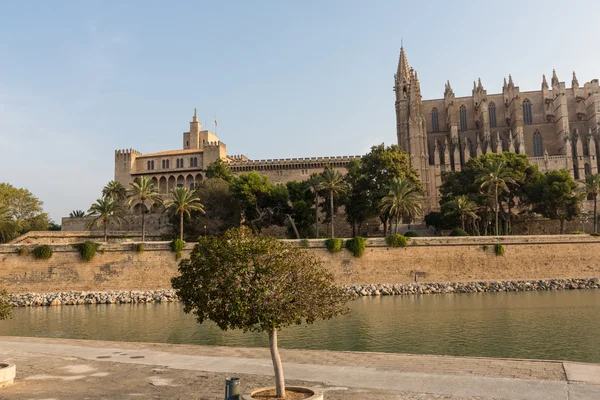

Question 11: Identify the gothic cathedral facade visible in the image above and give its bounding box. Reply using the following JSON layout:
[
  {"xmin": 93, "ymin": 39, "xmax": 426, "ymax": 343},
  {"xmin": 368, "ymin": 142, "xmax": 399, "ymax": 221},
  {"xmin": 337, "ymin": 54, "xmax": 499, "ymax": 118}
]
[{"xmin": 394, "ymin": 46, "xmax": 600, "ymax": 212}]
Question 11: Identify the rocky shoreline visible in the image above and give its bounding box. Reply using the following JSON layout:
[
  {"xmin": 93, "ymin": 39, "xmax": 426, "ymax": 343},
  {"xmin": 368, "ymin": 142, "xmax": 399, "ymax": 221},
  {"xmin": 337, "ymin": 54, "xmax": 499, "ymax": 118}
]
[{"xmin": 7, "ymin": 278, "xmax": 599, "ymax": 306}]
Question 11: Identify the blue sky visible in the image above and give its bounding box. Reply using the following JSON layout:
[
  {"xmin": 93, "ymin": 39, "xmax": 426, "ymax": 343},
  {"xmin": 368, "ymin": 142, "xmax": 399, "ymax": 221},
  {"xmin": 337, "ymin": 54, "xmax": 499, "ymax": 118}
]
[{"xmin": 1, "ymin": 1, "xmax": 599, "ymax": 222}]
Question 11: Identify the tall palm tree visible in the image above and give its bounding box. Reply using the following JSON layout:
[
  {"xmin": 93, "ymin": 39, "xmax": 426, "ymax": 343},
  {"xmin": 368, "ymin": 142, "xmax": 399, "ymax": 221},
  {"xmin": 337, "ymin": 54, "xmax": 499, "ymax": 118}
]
[
  {"xmin": 315, "ymin": 168, "xmax": 348, "ymax": 238},
  {"xmin": 163, "ymin": 187, "xmax": 205, "ymax": 240},
  {"xmin": 446, "ymin": 195, "xmax": 480, "ymax": 231},
  {"xmin": 87, "ymin": 197, "xmax": 126, "ymax": 242},
  {"xmin": 0, "ymin": 206, "xmax": 17, "ymax": 243},
  {"xmin": 69, "ymin": 210, "xmax": 86, "ymax": 218},
  {"xmin": 585, "ymin": 173, "xmax": 600, "ymax": 233},
  {"xmin": 476, "ymin": 160, "xmax": 516, "ymax": 236},
  {"xmin": 102, "ymin": 181, "xmax": 127, "ymax": 203},
  {"xmin": 379, "ymin": 178, "xmax": 422, "ymax": 234},
  {"xmin": 127, "ymin": 177, "xmax": 162, "ymax": 242},
  {"xmin": 306, "ymin": 175, "xmax": 321, "ymax": 238}
]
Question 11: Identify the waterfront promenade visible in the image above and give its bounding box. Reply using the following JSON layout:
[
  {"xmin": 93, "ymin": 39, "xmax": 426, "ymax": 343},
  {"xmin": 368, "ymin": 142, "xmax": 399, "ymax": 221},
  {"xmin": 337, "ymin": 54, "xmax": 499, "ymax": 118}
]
[{"xmin": 0, "ymin": 337, "xmax": 599, "ymax": 399}]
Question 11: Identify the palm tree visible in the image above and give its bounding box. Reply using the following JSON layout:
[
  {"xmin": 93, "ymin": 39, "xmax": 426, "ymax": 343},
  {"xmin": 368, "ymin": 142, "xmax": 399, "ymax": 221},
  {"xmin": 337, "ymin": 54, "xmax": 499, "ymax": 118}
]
[
  {"xmin": 315, "ymin": 168, "xmax": 348, "ymax": 238},
  {"xmin": 585, "ymin": 173, "xmax": 600, "ymax": 233},
  {"xmin": 87, "ymin": 197, "xmax": 126, "ymax": 242},
  {"xmin": 379, "ymin": 178, "xmax": 422, "ymax": 234},
  {"xmin": 477, "ymin": 160, "xmax": 516, "ymax": 236},
  {"xmin": 0, "ymin": 206, "xmax": 17, "ymax": 243},
  {"xmin": 127, "ymin": 177, "xmax": 162, "ymax": 242},
  {"xmin": 163, "ymin": 187, "xmax": 205, "ymax": 240},
  {"xmin": 102, "ymin": 181, "xmax": 127, "ymax": 203},
  {"xmin": 446, "ymin": 195, "xmax": 480, "ymax": 232},
  {"xmin": 69, "ymin": 210, "xmax": 86, "ymax": 218}
]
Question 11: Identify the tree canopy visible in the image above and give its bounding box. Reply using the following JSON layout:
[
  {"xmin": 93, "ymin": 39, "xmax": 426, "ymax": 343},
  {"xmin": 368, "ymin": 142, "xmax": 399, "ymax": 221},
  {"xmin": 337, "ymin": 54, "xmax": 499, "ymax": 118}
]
[
  {"xmin": 205, "ymin": 158, "xmax": 234, "ymax": 182},
  {"xmin": 0, "ymin": 182, "xmax": 51, "ymax": 242}
]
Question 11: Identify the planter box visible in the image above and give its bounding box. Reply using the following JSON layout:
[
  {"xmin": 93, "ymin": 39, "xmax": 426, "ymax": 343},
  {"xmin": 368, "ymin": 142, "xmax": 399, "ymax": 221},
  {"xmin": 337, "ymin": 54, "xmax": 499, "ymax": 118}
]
[
  {"xmin": 0, "ymin": 363, "xmax": 15, "ymax": 388},
  {"xmin": 242, "ymin": 386, "xmax": 323, "ymax": 400}
]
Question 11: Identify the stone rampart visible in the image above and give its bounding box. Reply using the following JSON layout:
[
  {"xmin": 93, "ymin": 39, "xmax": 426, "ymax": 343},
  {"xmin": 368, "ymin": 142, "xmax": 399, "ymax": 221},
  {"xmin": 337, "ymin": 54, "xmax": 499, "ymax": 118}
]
[{"xmin": 2, "ymin": 236, "xmax": 600, "ymax": 293}]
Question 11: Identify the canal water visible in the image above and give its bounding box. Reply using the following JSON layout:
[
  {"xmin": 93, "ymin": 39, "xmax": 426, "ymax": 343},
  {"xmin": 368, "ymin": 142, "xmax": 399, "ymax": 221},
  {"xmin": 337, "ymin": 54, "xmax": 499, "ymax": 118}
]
[{"xmin": 1, "ymin": 290, "xmax": 599, "ymax": 363}]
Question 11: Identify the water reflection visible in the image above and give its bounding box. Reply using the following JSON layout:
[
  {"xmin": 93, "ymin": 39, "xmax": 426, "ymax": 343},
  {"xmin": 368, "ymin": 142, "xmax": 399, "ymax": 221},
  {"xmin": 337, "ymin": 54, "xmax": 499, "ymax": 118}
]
[{"xmin": 1, "ymin": 291, "xmax": 599, "ymax": 363}]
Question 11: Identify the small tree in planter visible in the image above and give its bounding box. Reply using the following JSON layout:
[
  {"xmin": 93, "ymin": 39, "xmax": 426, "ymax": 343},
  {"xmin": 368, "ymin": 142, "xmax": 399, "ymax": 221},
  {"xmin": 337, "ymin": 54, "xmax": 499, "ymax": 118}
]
[
  {"xmin": 0, "ymin": 290, "xmax": 11, "ymax": 321},
  {"xmin": 172, "ymin": 227, "xmax": 350, "ymax": 399}
]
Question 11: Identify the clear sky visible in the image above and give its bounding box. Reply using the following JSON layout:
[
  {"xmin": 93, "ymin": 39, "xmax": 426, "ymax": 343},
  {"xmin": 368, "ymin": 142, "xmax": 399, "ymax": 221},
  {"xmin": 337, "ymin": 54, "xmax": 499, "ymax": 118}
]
[{"xmin": 1, "ymin": 0, "xmax": 599, "ymax": 222}]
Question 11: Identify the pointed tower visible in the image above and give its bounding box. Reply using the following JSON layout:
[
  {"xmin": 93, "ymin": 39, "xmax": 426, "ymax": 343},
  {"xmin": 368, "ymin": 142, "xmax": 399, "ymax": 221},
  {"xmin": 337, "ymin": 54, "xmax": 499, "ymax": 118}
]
[
  {"xmin": 572, "ymin": 71, "xmax": 579, "ymax": 89},
  {"xmin": 394, "ymin": 46, "xmax": 432, "ymax": 208},
  {"xmin": 184, "ymin": 108, "xmax": 203, "ymax": 149}
]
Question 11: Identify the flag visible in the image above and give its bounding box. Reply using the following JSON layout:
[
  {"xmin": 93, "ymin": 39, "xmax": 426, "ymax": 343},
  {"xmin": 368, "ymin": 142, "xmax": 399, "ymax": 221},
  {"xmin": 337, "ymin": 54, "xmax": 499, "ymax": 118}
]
[{"xmin": 214, "ymin": 116, "xmax": 218, "ymax": 127}]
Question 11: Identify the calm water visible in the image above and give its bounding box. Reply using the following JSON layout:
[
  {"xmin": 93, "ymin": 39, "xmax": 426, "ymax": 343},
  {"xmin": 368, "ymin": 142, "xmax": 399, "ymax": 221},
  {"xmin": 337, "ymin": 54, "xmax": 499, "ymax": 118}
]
[{"xmin": 1, "ymin": 291, "xmax": 599, "ymax": 363}]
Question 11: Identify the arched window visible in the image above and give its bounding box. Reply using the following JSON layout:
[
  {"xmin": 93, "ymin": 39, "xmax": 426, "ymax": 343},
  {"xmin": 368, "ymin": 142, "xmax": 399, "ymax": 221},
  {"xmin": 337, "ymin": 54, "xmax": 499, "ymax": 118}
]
[
  {"xmin": 147, "ymin": 161, "xmax": 151, "ymax": 170},
  {"xmin": 522, "ymin": 99, "xmax": 533, "ymax": 125},
  {"xmin": 533, "ymin": 131, "xmax": 543, "ymax": 157},
  {"xmin": 431, "ymin": 108, "xmax": 439, "ymax": 132},
  {"xmin": 459, "ymin": 105, "xmax": 467, "ymax": 131},
  {"xmin": 166, "ymin": 159, "xmax": 169, "ymax": 169},
  {"xmin": 489, "ymin": 102, "xmax": 497, "ymax": 128},
  {"xmin": 583, "ymin": 136, "xmax": 590, "ymax": 156},
  {"xmin": 585, "ymin": 163, "xmax": 592, "ymax": 177}
]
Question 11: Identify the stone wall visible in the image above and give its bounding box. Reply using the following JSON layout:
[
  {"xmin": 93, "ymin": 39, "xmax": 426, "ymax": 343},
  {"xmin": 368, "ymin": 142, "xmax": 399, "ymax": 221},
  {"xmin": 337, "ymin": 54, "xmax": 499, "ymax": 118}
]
[
  {"xmin": 8, "ymin": 231, "xmax": 164, "ymax": 245},
  {"xmin": 2, "ymin": 236, "xmax": 600, "ymax": 293}
]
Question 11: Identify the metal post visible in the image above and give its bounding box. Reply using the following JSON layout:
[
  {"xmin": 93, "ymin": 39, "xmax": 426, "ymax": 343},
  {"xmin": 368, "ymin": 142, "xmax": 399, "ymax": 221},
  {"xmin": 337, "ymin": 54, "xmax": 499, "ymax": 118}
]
[{"xmin": 225, "ymin": 377, "xmax": 240, "ymax": 400}]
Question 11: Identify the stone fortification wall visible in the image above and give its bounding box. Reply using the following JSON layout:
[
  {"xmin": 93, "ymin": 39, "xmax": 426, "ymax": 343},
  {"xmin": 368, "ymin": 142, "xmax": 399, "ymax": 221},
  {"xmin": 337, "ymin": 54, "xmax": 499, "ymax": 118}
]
[
  {"xmin": 62, "ymin": 215, "xmax": 171, "ymax": 235},
  {"xmin": 2, "ymin": 236, "xmax": 600, "ymax": 293},
  {"xmin": 8, "ymin": 231, "xmax": 164, "ymax": 245}
]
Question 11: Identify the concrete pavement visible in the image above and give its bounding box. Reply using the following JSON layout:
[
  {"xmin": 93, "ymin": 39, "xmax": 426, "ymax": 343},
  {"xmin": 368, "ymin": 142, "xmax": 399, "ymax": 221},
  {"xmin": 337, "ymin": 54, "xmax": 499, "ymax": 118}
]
[{"xmin": 0, "ymin": 336, "xmax": 599, "ymax": 399}]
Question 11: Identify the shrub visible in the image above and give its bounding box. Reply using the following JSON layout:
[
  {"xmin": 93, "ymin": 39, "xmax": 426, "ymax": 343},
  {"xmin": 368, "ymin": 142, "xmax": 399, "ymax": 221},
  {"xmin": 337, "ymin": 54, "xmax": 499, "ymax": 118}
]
[
  {"xmin": 170, "ymin": 238, "xmax": 185, "ymax": 260},
  {"xmin": 591, "ymin": 232, "xmax": 600, "ymax": 237},
  {"xmin": 449, "ymin": 228, "xmax": 469, "ymax": 236},
  {"xmin": 17, "ymin": 246, "xmax": 29, "ymax": 256},
  {"xmin": 0, "ymin": 289, "xmax": 12, "ymax": 321},
  {"xmin": 494, "ymin": 243, "xmax": 505, "ymax": 256},
  {"xmin": 404, "ymin": 231, "xmax": 419, "ymax": 237},
  {"xmin": 482, "ymin": 244, "xmax": 489, "ymax": 251},
  {"xmin": 32, "ymin": 245, "xmax": 53, "ymax": 260},
  {"xmin": 299, "ymin": 238, "xmax": 309, "ymax": 248},
  {"xmin": 325, "ymin": 238, "xmax": 343, "ymax": 253},
  {"xmin": 570, "ymin": 230, "xmax": 586, "ymax": 235},
  {"xmin": 345, "ymin": 236, "xmax": 366, "ymax": 257},
  {"xmin": 133, "ymin": 243, "xmax": 144, "ymax": 254},
  {"xmin": 386, "ymin": 234, "xmax": 409, "ymax": 248},
  {"xmin": 75, "ymin": 241, "xmax": 100, "ymax": 262}
]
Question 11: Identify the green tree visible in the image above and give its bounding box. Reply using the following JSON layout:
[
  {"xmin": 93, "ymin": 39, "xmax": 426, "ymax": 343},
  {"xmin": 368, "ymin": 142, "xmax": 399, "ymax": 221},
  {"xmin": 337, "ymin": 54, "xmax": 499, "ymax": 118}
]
[
  {"xmin": 0, "ymin": 289, "xmax": 12, "ymax": 321},
  {"xmin": 171, "ymin": 228, "xmax": 350, "ymax": 398},
  {"xmin": 126, "ymin": 176, "xmax": 162, "ymax": 242},
  {"xmin": 0, "ymin": 182, "xmax": 50, "ymax": 235},
  {"xmin": 343, "ymin": 159, "xmax": 372, "ymax": 236},
  {"xmin": 230, "ymin": 171, "xmax": 274, "ymax": 233},
  {"xmin": 315, "ymin": 167, "xmax": 348, "ymax": 238},
  {"xmin": 379, "ymin": 178, "xmax": 422, "ymax": 234},
  {"xmin": 0, "ymin": 206, "xmax": 17, "ymax": 243},
  {"xmin": 585, "ymin": 173, "xmax": 600, "ymax": 233},
  {"xmin": 526, "ymin": 169, "xmax": 583, "ymax": 234},
  {"xmin": 476, "ymin": 160, "xmax": 516, "ymax": 236},
  {"xmin": 358, "ymin": 144, "xmax": 422, "ymax": 235},
  {"xmin": 163, "ymin": 187, "xmax": 205, "ymax": 240},
  {"xmin": 205, "ymin": 158, "xmax": 234, "ymax": 182},
  {"xmin": 87, "ymin": 197, "xmax": 126, "ymax": 242},
  {"xmin": 445, "ymin": 195, "xmax": 480, "ymax": 232},
  {"xmin": 102, "ymin": 180, "xmax": 127, "ymax": 202},
  {"xmin": 69, "ymin": 210, "xmax": 86, "ymax": 218}
]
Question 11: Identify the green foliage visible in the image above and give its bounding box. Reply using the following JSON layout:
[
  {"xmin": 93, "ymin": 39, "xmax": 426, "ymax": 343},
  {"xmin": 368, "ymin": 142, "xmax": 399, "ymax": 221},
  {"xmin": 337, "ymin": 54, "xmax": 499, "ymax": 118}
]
[
  {"xmin": 127, "ymin": 176, "xmax": 162, "ymax": 241},
  {"xmin": 424, "ymin": 211, "xmax": 455, "ymax": 231},
  {"xmin": 403, "ymin": 231, "xmax": 419, "ymax": 237},
  {"xmin": 133, "ymin": 243, "xmax": 144, "ymax": 253},
  {"xmin": 482, "ymin": 244, "xmax": 489, "ymax": 251},
  {"xmin": 17, "ymin": 246, "xmax": 28, "ymax": 256},
  {"xmin": 570, "ymin": 230, "xmax": 586, "ymax": 235},
  {"xmin": 591, "ymin": 232, "xmax": 600, "ymax": 237},
  {"xmin": 494, "ymin": 243, "xmax": 505, "ymax": 256},
  {"xmin": 449, "ymin": 228, "xmax": 469, "ymax": 236},
  {"xmin": 170, "ymin": 238, "xmax": 185, "ymax": 260},
  {"xmin": 345, "ymin": 236, "xmax": 366, "ymax": 257},
  {"xmin": 230, "ymin": 171, "xmax": 274, "ymax": 233},
  {"xmin": 32, "ymin": 245, "xmax": 53, "ymax": 260},
  {"xmin": 102, "ymin": 181, "xmax": 127, "ymax": 202},
  {"xmin": 386, "ymin": 234, "xmax": 409, "ymax": 247},
  {"xmin": 525, "ymin": 169, "xmax": 583, "ymax": 233},
  {"xmin": 0, "ymin": 289, "xmax": 12, "ymax": 321},
  {"xmin": 48, "ymin": 222, "xmax": 61, "ymax": 231},
  {"xmin": 76, "ymin": 241, "xmax": 100, "ymax": 261},
  {"xmin": 164, "ymin": 187, "xmax": 205, "ymax": 240},
  {"xmin": 205, "ymin": 158, "xmax": 234, "ymax": 182},
  {"xmin": 171, "ymin": 227, "xmax": 350, "ymax": 334},
  {"xmin": 299, "ymin": 238, "xmax": 309, "ymax": 248},
  {"xmin": 87, "ymin": 197, "xmax": 126, "ymax": 242},
  {"xmin": 69, "ymin": 210, "xmax": 85, "ymax": 218},
  {"xmin": 325, "ymin": 238, "xmax": 343, "ymax": 253},
  {"xmin": 379, "ymin": 178, "xmax": 422, "ymax": 233},
  {"xmin": 315, "ymin": 167, "xmax": 349, "ymax": 238},
  {"xmin": 0, "ymin": 182, "xmax": 51, "ymax": 240}
]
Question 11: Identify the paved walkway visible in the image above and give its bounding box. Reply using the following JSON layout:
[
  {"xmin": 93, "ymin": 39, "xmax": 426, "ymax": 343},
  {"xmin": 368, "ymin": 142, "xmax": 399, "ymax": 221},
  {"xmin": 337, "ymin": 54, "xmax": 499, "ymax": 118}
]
[{"xmin": 0, "ymin": 336, "xmax": 599, "ymax": 399}]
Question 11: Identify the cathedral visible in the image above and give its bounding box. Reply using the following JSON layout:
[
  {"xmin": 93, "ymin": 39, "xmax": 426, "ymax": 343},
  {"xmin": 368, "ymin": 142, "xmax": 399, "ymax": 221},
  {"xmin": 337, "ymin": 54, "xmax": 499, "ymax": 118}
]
[{"xmin": 394, "ymin": 46, "xmax": 600, "ymax": 212}]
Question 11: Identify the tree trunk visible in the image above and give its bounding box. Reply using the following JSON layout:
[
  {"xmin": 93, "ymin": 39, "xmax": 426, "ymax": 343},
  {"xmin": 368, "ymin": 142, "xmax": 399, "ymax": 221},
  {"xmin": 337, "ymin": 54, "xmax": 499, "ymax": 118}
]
[
  {"xmin": 352, "ymin": 223, "xmax": 356, "ymax": 237},
  {"xmin": 286, "ymin": 214, "xmax": 300, "ymax": 239},
  {"xmin": 180, "ymin": 211, "xmax": 184, "ymax": 241},
  {"xmin": 269, "ymin": 329, "xmax": 285, "ymax": 398},
  {"xmin": 461, "ymin": 215, "xmax": 465, "ymax": 231},
  {"xmin": 560, "ymin": 218, "xmax": 565, "ymax": 234},
  {"xmin": 329, "ymin": 190, "xmax": 335, "ymax": 238},
  {"xmin": 395, "ymin": 215, "xmax": 399, "ymax": 234},
  {"xmin": 103, "ymin": 220, "xmax": 108, "ymax": 243},
  {"xmin": 314, "ymin": 195, "xmax": 319, "ymax": 238},
  {"xmin": 494, "ymin": 185, "xmax": 499, "ymax": 236},
  {"xmin": 594, "ymin": 195, "xmax": 598, "ymax": 233},
  {"xmin": 141, "ymin": 201, "xmax": 146, "ymax": 242}
]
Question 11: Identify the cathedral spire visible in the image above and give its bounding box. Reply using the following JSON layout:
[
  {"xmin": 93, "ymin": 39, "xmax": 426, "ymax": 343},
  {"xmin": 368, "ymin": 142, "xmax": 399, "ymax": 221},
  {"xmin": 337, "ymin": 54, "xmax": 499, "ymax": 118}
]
[
  {"xmin": 478, "ymin": 78, "xmax": 483, "ymax": 91},
  {"xmin": 572, "ymin": 71, "xmax": 579, "ymax": 88},
  {"xmin": 542, "ymin": 74, "xmax": 549, "ymax": 89},
  {"xmin": 508, "ymin": 74, "xmax": 514, "ymax": 87},
  {"xmin": 397, "ymin": 45, "xmax": 410, "ymax": 83},
  {"xmin": 552, "ymin": 69, "xmax": 559, "ymax": 86}
]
